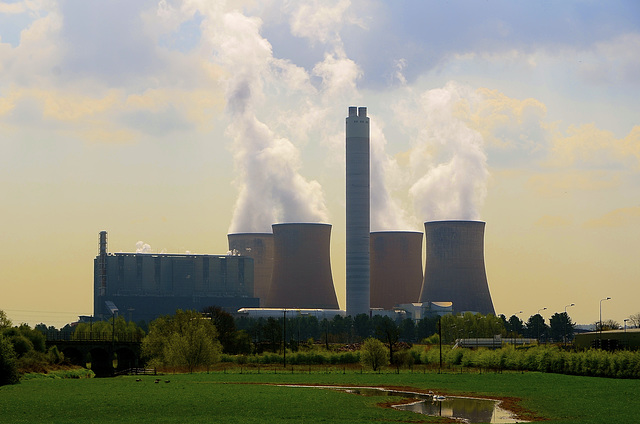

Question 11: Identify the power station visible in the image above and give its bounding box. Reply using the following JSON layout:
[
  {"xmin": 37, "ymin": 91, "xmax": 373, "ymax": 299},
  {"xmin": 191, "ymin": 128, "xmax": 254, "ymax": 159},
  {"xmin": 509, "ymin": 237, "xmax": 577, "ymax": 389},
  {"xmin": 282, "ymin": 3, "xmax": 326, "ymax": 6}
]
[
  {"xmin": 346, "ymin": 106, "xmax": 371, "ymax": 317},
  {"xmin": 93, "ymin": 107, "xmax": 497, "ymax": 322}
]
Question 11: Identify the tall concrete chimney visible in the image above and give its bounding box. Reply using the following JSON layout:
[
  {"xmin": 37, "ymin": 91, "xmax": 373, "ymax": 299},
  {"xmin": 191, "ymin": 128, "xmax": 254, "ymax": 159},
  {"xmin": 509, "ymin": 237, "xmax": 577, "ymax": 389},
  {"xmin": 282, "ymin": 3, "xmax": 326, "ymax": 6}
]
[
  {"xmin": 227, "ymin": 233, "xmax": 274, "ymax": 307},
  {"xmin": 419, "ymin": 220, "xmax": 495, "ymax": 315},
  {"xmin": 370, "ymin": 231, "xmax": 423, "ymax": 310},
  {"xmin": 346, "ymin": 106, "xmax": 370, "ymax": 316},
  {"xmin": 98, "ymin": 231, "xmax": 108, "ymax": 296},
  {"xmin": 266, "ymin": 223, "xmax": 339, "ymax": 309}
]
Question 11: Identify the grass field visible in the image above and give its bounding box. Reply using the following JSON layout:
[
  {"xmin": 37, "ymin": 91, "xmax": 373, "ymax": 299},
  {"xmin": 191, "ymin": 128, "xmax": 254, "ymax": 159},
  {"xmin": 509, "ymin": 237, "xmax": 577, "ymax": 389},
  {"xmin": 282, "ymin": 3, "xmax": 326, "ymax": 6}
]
[{"xmin": 1, "ymin": 368, "xmax": 638, "ymax": 423}]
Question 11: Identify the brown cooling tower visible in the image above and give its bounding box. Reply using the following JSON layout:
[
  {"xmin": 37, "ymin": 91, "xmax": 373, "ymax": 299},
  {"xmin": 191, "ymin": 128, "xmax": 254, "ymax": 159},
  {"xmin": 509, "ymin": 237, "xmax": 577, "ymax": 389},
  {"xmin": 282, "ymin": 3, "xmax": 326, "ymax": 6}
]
[
  {"xmin": 227, "ymin": 233, "xmax": 274, "ymax": 307},
  {"xmin": 266, "ymin": 223, "xmax": 339, "ymax": 309},
  {"xmin": 370, "ymin": 231, "xmax": 423, "ymax": 309},
  {"xmin": 419, "ymin": 220, "xmax": 495, "ymax": 315}
]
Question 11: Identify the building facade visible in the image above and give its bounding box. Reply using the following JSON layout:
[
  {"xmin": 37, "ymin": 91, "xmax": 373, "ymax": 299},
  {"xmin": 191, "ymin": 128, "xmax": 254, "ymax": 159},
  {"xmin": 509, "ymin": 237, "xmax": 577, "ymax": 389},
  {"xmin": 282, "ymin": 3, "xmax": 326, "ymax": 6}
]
[{"xmin": 93, "ymin": 232, "xmax": 258, "ymax": 323}]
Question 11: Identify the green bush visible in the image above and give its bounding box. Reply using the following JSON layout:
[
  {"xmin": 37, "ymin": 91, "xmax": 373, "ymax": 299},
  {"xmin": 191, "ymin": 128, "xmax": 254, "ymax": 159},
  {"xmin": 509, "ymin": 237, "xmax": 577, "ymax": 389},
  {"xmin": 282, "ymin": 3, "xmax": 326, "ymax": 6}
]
[
  {"xmin": 359, "ymin": 337, "xmax": 389, "ymax": 371},
  {"xmin": 10, "ymin": 335, "xmax": 34, "ymax": 357},
  {"xmin": 21, "ymin": 368, "xmax": 95, "ymax": 380},
  {"xmin": 0, "ymin": 334, "xmax": 19, "ymax": 386},
  {"xmin": 17, "ymin": 351, "xmax": 49, "ymax": 374},
  {"xmin": 439, "ymin": 346, "xmax": 640, "ymax": 379},
  {"xmin": 393, "ymin": 350, "xmax": 414, "ymax": 369},
  {"xmin": 47, "ymin": 346, "xmax": 64, "ymax": 365}
]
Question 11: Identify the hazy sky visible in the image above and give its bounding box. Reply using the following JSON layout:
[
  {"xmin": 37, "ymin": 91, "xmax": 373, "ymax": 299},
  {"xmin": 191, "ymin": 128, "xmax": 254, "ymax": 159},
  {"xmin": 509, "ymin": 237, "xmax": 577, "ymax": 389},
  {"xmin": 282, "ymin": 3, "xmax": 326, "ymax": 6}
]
[{"xmin": 2, "ymin": 0, "xmax": 639, "ymax": 328}]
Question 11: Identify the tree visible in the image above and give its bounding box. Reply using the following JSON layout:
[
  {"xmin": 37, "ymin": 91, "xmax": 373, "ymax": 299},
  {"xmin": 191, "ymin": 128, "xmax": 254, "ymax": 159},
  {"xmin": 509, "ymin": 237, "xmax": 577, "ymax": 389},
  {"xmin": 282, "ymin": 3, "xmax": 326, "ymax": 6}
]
[
  {"xmin": 73, "ymin": 316, "xmax": 144, "ymax": 341},
  {"xmin": 507, "ymin": 315, "xmax": 524, "ymax": 337},
  {"xmin": 142, "ymin": 310, "xmax": 221, "ymax": 373},
  {"xmin": 525, "ymin": 314, "xmax": 548, "ymax": 342},
  {"xmin": 373, "ymin": 316, "xmax": 400, "ymax": 364},
  {"xmin": 549, "ymin": 312, "xmax": 575, "ymax": 343},
  {"xmin": 595, "ymin": 319, "xmax": 621, "ymax": 331},
  {"xmin": 0, "ymin": 310, "xmax": 12, "ymax": 330},
  {"xmin": 202, "ymin": 306, "xmax": 237, "ymax": 354},
  {"xmin": 438, "ymin": 312, "xmax": 506, "ymax": 343},
  {"xmin": 626, "ymin": 313, "xmax": 640, "ymax": 328},
  {"xmin": 416, "ymin": 316, "xmax": 438, "ymax": 341},
  {"xmin": 399, "ymin": 318, "xmax": 416, "ymax": 343},
  {"xmin": 0, "ymin": 334, "xmax": 19, "ymax": 386},
  {"xmin": 263, "ymin": 317, "xmax": 282, "ymax": 353},
  {"xmin": 353, "ymin": 313, "xmax": 372, "ymax": 340},
  {"xmin": 359, "ymin": 337, "xmax": 389, "ymax": 371}
]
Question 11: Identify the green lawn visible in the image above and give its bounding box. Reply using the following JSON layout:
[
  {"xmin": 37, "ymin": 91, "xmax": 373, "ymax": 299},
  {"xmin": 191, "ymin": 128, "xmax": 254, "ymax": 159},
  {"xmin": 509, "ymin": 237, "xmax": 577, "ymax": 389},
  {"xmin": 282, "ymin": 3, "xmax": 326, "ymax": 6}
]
[{"xmin": 1, "ymin": 370, "xmax": 638, "ymax": 423}]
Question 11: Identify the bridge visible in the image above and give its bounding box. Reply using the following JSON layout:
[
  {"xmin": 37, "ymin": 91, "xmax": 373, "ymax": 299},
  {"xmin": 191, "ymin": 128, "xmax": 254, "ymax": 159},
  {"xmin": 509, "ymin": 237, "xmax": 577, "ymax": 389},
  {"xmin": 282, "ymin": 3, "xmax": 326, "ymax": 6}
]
[{"xmin": 45, "ymin": 332, "xmax": 144, "ymax": 377}]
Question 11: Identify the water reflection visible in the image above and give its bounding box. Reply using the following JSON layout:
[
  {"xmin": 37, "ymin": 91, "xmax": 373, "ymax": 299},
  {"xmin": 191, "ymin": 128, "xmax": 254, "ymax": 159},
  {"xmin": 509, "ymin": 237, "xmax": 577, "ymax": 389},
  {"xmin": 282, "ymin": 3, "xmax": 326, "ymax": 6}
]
[
  {"xmin": 395, "ymin": 395, "xmax": 522, "ymax": 423},
  {"xmin": 337, "ymin": 387, "xmax": 525, "ymax": 423}
]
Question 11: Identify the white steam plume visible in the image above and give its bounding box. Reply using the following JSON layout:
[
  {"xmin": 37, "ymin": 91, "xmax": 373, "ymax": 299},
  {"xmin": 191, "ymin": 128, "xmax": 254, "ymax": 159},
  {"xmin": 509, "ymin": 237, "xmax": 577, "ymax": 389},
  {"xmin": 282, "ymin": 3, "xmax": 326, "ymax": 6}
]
[
  {"xmin": 195, "ymin": 5, "xmax": 329, "ymax": 233},
  {"xmin": 405, "ymin": 82, "xmax": 489, "ymax": 221},
  {"xmin": 135, "ymin": 241, "xmax": 152, "ymax": 254},
  {"xmin": 370, "ymin": 119, "xmax": 413, "ymax": 231}
]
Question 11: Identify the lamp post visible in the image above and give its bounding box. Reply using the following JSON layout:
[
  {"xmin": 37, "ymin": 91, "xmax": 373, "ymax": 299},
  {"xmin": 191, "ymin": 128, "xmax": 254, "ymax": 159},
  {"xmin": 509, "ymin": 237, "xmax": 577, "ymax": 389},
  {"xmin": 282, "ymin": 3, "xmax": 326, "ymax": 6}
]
[
  {"xmin": 282, "ymin": 309, "xmax": 286, "ymax": 367},
  {"xmin": 438, "ymin": 316, "xmax": 442, "ymax": 374},
  {"xmin": 599, "ymin": 297, "xmax": 611, "ymax": 346},
  {"xmin": 512, "ymin": 311, "xmax": 523, "ymax": 346},
  {"xmin": 564, "ymin": 303, "xmax": 575, "ymax": 346},
  {"xmin": 624, "ymin": 319, "xmax": 629, "ymax": 350},
  {"xmin": 537, "ymin": 307, "xmax": 547, "ymax": 343}
]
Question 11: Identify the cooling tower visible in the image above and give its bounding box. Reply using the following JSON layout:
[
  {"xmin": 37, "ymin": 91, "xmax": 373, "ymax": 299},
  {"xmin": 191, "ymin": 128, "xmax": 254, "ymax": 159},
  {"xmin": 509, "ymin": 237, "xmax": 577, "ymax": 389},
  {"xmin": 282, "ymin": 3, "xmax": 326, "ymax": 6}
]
[
  {"xmin": 227, "ymin": 233, "xmax": 274, "ymax": 307},
  {"xmin": 346, "ymin": 106, "xmax": 370, "ymax": 317},
  {"xmin": 370, "ymin": 231, "xmax": 423, "ymax": 310},
  {"xmin": 419, "ymin": 220, "xmax": 495, "ymax": 315},
  {"xmin": 266, "ymin": 223, "xmax": 339, "ymax": 309}
]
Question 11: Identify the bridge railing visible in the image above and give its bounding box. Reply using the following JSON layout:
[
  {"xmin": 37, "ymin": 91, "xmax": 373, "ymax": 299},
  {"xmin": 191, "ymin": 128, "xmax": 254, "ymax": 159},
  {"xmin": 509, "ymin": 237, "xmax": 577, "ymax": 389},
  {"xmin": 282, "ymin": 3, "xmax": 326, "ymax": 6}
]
[{"xmin": 45, "ymin": 331, "xmax": 144, "ymax": 343}]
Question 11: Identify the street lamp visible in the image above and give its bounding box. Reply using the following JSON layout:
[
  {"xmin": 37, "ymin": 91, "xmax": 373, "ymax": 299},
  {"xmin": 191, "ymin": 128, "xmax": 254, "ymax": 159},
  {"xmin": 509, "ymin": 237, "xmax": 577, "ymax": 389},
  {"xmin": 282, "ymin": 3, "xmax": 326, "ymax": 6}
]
[
  {"xmin": 537, "ymin": 307, "xmax": 547, "ymax": 343},
  {"xmin": 624, "ymin": 319, "xmax": 629, "ymax": 350},
  {"xmin": 511, "ymin": 311, "xmax": 523, "ymax": 346},
  {"xmin": 599, "ymin": 297, "xmax": 611, "ymax": 345},
  {"xmin": 564, "ymin": 303, "xmax": 575, "ymax": 346}
]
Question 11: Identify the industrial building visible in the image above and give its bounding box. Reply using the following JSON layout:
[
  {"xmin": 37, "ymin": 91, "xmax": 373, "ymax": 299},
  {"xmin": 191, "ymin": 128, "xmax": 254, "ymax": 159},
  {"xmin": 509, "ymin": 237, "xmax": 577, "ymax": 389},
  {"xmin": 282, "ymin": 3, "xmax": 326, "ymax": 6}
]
[
  {"xmin": 94, "ymin": 231, "xmax": 258, "ymax": 323},
  {"xmin": 227, "ymin": 233, "xmax": 274, "ymax": 307},
  {"xmin": 419, "ymin": 220, "xmax": 495, "ymax": 315}
]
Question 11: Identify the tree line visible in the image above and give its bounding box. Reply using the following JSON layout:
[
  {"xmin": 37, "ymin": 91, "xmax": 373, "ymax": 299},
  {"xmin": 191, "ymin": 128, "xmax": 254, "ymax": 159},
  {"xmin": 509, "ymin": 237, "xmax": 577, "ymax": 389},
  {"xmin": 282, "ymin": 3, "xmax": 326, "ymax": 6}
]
[{"xmin": 2, "ymin": 307, "xmax": 639, "ymax": 385}]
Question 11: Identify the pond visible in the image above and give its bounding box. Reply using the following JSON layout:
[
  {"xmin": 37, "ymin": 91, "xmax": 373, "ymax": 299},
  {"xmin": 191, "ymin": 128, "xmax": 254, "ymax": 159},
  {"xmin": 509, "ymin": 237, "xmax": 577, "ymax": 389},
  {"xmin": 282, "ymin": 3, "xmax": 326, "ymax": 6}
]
[{"xmin": 280, "ymin": 385, "xmax": 526, "ymax": 423}]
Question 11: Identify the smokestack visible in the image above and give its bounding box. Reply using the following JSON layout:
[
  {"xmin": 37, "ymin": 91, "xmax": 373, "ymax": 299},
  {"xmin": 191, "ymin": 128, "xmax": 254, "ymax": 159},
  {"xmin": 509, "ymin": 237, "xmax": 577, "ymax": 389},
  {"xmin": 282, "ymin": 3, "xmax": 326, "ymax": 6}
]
[
  {"xmin": 227, "ymin": 233, "xmax": 274, "ymax": 307},
  {"xmin": 98, "ymin": 231, "xmax": 108, "ymax": 296},
  {"xmin": 346, "ymin": 106, "xmax": 370, "ymax": 316},
  {"xmin": 419, "ymin": 220, "xmax": 495, "ymax": 315},
  {"xmin": 370, "ymin": 231, "xmax": 423, "ymax": 310},
  {"xmin": 266, "ymin": 223, "xmax": 339, "ymax": 309}
]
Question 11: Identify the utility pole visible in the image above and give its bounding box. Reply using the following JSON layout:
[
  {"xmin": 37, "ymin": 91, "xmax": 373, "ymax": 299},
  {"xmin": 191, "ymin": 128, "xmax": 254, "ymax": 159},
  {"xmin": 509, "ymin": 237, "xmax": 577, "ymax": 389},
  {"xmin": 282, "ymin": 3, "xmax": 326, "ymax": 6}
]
[
  {"xmin": 438, "ymin": 317, "xmax": 442, "ymax": 373},
  {"xmin": 283, "ymin": 309, "xmax": 286, "ymax": 367}
]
